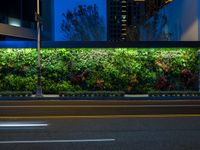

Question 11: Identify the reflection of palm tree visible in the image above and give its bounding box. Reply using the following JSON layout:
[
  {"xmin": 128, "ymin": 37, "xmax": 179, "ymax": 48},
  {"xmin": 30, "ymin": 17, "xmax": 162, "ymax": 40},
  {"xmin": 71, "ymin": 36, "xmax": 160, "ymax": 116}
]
[
  {"xmin": 126, "ymin": 26, "xmax": 139, "ymax": 41},
  {"xmin": 159, "ymin": 15, "xmax": 173, "ymax": 41},
  {"xmin": 61, "ymin": 4, "xmax": 106, "ymax": 41}
]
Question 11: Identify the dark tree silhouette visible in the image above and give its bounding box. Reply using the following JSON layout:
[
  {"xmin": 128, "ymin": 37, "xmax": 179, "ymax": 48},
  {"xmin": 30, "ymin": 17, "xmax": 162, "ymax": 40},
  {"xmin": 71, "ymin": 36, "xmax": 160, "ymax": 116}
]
[{"xmin": 61, "ymin": 4, "xmax": 106, "ymax": 41}]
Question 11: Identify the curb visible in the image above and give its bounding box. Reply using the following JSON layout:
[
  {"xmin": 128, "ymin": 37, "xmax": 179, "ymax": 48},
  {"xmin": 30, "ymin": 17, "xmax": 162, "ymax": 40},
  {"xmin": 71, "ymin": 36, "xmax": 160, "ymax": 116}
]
[{"xmin": 0, "ymin": 96, "xmax": 200, "ymax": 101}]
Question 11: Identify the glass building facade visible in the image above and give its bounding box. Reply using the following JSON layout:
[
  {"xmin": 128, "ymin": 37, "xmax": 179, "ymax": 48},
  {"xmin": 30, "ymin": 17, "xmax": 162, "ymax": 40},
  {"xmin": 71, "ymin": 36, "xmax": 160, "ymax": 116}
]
[
  {"xmin": 0, "ymin": 0, "xmax": 36, "ymax": 28},
  {"xmin": 0, "ymin": 0, "xmax": 199, "ymax": 41}
]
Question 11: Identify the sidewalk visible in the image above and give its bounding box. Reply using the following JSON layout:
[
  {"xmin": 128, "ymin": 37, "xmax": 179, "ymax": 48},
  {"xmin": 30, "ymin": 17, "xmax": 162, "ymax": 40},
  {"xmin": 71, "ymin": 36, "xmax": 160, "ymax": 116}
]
[{"xmin": 0, "ymin": 94, "xmax": 199, "ymax": 101}]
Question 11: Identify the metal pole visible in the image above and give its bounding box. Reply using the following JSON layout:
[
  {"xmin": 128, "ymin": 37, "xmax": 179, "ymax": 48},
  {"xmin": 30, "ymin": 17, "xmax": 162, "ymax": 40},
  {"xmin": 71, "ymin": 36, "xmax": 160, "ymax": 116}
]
[{"xmin": 36, "ymin": 0, "xmax": 43, "ymax": 97}]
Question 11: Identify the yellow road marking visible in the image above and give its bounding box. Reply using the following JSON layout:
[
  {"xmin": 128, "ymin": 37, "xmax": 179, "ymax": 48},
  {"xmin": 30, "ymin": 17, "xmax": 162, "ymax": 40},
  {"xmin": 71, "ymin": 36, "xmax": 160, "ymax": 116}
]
[
  {"xmin": 0, "ymin": 105, "xmax": 200, "ymax": 108},
  {"xmin": 0, "ymin": 114, "xmax": 200, "ymax": 119}
]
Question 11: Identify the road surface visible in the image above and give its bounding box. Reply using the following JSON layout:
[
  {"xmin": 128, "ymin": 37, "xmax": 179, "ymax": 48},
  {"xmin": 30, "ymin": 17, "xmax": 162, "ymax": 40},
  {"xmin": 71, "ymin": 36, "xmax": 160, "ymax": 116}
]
[{"xmin": 0, "ymin": 100, "xmax": 200, "ymax": 150}]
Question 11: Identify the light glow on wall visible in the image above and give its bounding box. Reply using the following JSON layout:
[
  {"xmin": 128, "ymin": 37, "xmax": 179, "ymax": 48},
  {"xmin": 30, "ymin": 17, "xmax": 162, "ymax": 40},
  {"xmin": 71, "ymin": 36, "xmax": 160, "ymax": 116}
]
[{"xmin": 8, "ymin": 18, "xmax": 21, "ymax": 27}]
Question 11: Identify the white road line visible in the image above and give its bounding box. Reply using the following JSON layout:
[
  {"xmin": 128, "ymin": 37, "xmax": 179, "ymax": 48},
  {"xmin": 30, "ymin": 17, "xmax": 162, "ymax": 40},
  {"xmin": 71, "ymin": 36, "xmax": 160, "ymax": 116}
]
[
  {"xmin": 0, "ymin": 139, "xmax": 116, "ymax": 144},
  {"xmin": 0, "ymin": 123, "xmax": 48, "ymax": 127}
]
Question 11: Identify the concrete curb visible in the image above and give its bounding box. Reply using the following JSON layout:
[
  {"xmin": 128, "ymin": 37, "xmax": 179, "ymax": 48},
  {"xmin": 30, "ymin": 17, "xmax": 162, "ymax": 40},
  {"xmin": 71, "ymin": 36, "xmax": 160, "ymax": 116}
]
[{"xmin": 0, "ymin": 96, "xmax": 200, "ymax": 101}]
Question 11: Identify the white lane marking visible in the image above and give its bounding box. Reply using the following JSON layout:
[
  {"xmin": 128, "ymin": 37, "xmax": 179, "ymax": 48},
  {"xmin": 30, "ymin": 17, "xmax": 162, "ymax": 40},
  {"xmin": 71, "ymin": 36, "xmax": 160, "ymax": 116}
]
[
  {"xmin": 0, "ymin": 139, "xmax": 116, "ymax": 144},
  {"xmin": 0, "ymin": 123, "xmax": 48, "ymax": 127}
]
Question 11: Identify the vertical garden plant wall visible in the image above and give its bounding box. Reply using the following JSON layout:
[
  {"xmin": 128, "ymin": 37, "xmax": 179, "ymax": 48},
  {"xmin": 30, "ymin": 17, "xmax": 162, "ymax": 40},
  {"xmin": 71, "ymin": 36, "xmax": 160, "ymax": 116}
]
[{"xmin": 0, "ymin": 48, "xmax": 198, "ymax": 94}]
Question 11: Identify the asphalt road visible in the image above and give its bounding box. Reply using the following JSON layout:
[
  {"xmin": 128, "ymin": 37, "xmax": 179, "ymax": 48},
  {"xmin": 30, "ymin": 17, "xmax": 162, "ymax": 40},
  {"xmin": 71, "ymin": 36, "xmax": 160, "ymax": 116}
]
[
  {"xmin": 0, "ymin": 117, "xmax": 200, "ymax": 150},
  {"xmin": 0, "ymin": 100, "xmax": 200, "ymax": 150},
  {"xmin": 0, "ymin": 100, "xmax": 200, "ymax": 116}
]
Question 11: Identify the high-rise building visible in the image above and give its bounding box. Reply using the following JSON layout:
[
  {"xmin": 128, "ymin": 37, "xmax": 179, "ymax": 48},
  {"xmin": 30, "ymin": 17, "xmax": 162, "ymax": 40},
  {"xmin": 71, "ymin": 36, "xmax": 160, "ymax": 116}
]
[
  {"xmin": 107, "ymin": 0, "xmax": 145, "ymax": 41},
  {"xmin": 107, "ymin": 0, "xmax": 125, "ymax": 41},
  {"xmin": 0, "ymin": 0, "xmax": 173, "ymax": 42},
  {"xmin": 127, "ymin": 0, "xmax": 145, "ymax": 26},
  {"xmin": 126, "ymin": 0, "xmax": 145, "ymax": 40},
  {"xmin": 107, "ymin": 0, "xmax": 173, "ymax": 41}
]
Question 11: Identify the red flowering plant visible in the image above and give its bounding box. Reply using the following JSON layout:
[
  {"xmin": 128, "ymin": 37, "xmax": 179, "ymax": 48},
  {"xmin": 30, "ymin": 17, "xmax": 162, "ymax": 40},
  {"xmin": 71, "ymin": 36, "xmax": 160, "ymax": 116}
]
[
  {"xmin": 155, "ymin": 76, "xmax": 170, "ymax": 91},
  {"xmin": 181, "ymin": 69, "xmax": 197, "ymax": 89}
]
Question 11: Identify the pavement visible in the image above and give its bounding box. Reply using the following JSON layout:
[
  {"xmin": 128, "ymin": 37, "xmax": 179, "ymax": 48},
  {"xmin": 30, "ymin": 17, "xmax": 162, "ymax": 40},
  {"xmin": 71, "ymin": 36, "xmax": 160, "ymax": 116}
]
[{"xmin": 1, "ymin": 94, "xmax": 200, "ymax": 100}]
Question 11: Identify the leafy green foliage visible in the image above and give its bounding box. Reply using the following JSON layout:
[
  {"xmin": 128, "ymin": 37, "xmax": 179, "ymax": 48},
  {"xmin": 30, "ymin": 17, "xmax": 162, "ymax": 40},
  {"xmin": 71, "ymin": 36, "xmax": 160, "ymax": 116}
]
[{"xmin": 0, "ymin": 48, "xmax": 198, "ymax": 94}]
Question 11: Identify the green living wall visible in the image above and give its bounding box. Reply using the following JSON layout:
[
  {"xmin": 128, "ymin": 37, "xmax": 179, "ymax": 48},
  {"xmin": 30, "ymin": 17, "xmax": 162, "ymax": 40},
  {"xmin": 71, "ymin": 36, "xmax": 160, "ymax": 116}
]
[{"xmin": 0, "ymin": 48, "xmax": 198, "ymax": 94}]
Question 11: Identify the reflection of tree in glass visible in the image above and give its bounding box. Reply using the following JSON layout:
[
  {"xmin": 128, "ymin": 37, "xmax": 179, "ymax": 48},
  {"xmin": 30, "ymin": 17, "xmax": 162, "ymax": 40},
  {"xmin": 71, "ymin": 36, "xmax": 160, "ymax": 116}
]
[
  {"xmin": 61, "ymin": 4, "xmax": 105, "ymax": 41},
  {"xmin": 126, "ymin": 26, "xmax": 139, "ymax": 41},
  {"xmin": 143, "ymin": 13, "xmax": 173, "ymax": 41}
]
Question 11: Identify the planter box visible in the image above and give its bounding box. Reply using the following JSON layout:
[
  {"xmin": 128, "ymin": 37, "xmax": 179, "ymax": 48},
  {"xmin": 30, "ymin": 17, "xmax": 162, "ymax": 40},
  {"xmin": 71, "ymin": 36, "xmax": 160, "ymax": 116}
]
[
  {"xmin": 59, "ymin": 91, "xmax": 125, "ymax": 97},
  {"xmin": 0, "ymin": 91, "xmax": 32, "ymax": 97},
  {"xmin": 148, "ymin": 91, "xmax": 200, "ymax": 97}
]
